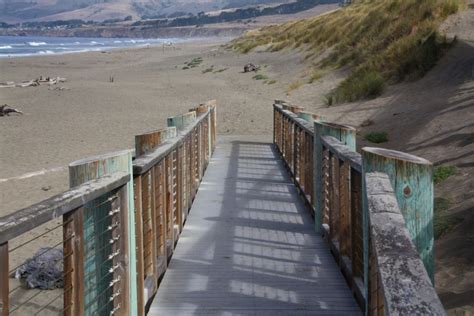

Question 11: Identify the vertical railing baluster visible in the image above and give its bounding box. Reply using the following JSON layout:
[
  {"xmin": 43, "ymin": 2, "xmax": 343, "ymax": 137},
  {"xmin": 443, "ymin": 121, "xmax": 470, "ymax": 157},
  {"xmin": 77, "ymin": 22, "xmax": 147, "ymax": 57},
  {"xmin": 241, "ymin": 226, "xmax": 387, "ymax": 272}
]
[
  {"xmin": 150, "ymin": 167, "xmax": 158, "ymax": 283},
  {"xmin": 133, "ymin": 176, "xmax": 145, "ymax": 315},
  {"xmin": 351, "ymin": 169, "xmax": 363, "ymax": 280},
  {"xmin": 330, "ymin": 153, "xmax": 340, "ymax": 243},
  {"xmin": 339, "ymin": 161, "xmax": 351, "ymax": 258},
  {"xmin": 63, "ymin": 207, "xmax": 85, "ymax": 316}
]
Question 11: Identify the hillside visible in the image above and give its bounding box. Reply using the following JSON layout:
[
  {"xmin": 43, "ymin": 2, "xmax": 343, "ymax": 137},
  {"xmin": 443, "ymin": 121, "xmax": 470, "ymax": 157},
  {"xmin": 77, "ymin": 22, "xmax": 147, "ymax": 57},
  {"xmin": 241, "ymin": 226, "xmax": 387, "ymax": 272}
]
[
  {"xmin": 231, "ymin": 0, "xmax": 464, "ymax": 103},
  {"xmin": 0, "ymin": 0, "xmax": 295, "ymax": 23}
]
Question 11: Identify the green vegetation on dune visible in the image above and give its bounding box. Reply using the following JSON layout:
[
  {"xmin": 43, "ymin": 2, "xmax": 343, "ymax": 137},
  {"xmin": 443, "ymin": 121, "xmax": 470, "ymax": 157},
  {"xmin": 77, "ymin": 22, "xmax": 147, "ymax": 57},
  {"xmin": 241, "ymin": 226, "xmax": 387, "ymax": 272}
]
[
  {"xmin": 365, "ymin": 131, "xmax": 389, "ymax": 143},
  {"xmin": 434, "ymin": 165, "xmax": 457, "ymax": 184},
  {"xmin": 253, "ymin": 74, "xmax": 269, "ymax": 80},
  {"xmin": 230, "ymin": 0, "xmax": 462, "ymax": 103}
]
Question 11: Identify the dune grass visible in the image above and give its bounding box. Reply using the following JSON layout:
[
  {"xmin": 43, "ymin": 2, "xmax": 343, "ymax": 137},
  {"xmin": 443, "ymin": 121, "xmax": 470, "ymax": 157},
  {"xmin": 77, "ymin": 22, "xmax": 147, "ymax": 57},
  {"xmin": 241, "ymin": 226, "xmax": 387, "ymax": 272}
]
[
  {"xmin": 230, "ymin": 0, "xmax": 462, "ymax": 103},
  {"xmin": 286, "ymin": 81, "xmax": 304, "ymax": 94}
]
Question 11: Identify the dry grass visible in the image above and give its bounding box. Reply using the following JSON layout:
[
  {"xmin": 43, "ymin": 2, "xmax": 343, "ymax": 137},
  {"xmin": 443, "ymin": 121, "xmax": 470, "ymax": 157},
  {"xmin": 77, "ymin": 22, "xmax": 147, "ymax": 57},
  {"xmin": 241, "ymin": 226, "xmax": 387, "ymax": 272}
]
[
  {"xmin": 230, "ymin": 0, "xmax": 462, "ymax": 103},
  {"xmin": 286, "ymin": 80, "xmax": 304, "ymax": 94}
]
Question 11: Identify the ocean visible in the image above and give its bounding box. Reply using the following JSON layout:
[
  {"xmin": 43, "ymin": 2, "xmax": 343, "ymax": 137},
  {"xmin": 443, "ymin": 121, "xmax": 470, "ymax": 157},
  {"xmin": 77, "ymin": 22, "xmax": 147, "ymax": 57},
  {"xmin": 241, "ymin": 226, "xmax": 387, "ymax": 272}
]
[{"xmin": 0, "ymin": 35, "xmax": 187, "ymax": 58}]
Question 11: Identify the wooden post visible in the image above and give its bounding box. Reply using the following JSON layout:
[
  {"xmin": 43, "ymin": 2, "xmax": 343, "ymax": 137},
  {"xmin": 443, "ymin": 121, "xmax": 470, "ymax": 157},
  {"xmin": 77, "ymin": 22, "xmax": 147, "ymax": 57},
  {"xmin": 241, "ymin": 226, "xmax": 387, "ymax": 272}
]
[
  {"xmin": 362, "ymin": 147, "xmax": 434, "ymax": 282},
  {"xmin": 117, "ymin": 185, "xmax": 130, "ymax": 315},
  {"xmin": 297, "ymin": 111, "xmax": 324, "ymax": 124},
  {"xmin": 314, "ymin": 122, "xmax": 357, "ymax": 233},
  {"xmin": 69, "ymin": 150, "xmax": 137, "ymax": 316},
  {"xmin": 133, "ymin": 176, "xmax": 145, "ymax": 315},
  {"xmin": 167, "ymin": 112, "xmax": 196, "ymax": 131},
  {"xmin": 63, "ymin": 208, "xmax": 85, "ymax": 316},
  {"xmin": 135, "ymin": 127, "xmax": 177, "ymax": 156},
  {"xmin": 0, "ymin": 242, "xmax": 9, "ymax": 316}
]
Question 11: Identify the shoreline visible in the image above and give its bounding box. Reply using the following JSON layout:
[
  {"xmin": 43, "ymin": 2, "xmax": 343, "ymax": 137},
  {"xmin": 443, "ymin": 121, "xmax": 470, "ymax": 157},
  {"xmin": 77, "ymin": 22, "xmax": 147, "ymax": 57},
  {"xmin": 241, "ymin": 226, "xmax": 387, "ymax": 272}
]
[{"xmin": 0, "ymin": 35, "xmax": 232, "ymax": 59}]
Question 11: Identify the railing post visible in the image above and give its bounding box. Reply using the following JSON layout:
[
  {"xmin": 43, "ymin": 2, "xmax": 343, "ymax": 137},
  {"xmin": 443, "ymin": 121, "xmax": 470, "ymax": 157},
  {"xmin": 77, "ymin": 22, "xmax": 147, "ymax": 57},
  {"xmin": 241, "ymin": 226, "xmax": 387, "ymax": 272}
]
[
  {"xmin": 69, "ymin": 150, "xmax": 137, "ymax": 316},
  {"xmin": 314, "ymin": 122, "xmax": 356, "ymax": 233},
  {"xmin": 63, "ymin": 207, "xmax": 85, "ymax": 316},
  {"xmin": 362, "ymin": 148, "xmax": 434, "ymax": 281},
  {"xmin": 0, "ymin": 242, "xmax": 9, "ymax": 316},
  {"xmin": 297, "ymin": 111, "xmax": 324, "ymax": 124},
  {"xmin": 133, "ymin": 176, "xmax": 145, "ymax": 315}
]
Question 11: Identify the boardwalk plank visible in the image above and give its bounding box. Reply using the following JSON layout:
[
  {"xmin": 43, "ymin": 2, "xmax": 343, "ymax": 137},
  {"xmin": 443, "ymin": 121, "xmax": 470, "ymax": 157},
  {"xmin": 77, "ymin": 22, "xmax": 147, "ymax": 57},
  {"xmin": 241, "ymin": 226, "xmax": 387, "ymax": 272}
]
[{"xmin": 149, "ymin": 138, "xmax": 361, "ymax": 315}]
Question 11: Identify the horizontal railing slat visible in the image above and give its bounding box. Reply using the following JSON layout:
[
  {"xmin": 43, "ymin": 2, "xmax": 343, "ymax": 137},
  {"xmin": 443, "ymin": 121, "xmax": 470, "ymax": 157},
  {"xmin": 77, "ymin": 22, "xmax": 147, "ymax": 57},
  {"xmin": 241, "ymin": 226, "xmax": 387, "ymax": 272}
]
[
  {"xmin": 0, "ymin": 171, "xmax": 130, "ymax": 244},
  {"xmin": 321, "ymin": 135, "xmax": 362, "ymax": 172}
]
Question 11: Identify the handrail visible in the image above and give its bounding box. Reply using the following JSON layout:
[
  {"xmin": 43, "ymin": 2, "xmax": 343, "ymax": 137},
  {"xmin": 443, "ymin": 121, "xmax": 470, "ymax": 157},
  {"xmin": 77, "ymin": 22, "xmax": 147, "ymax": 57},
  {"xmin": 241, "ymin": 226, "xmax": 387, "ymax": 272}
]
[
  {"xmin": 365, "ymin": 172, "xmax": 445, "ymax": 315},
  {"xmin": 273, "ymin": 101, "xmax": 444, "ymax": 315},
  {"xmin": 0, "ymin": 171, "xmax": 129, "ymax": 245}
]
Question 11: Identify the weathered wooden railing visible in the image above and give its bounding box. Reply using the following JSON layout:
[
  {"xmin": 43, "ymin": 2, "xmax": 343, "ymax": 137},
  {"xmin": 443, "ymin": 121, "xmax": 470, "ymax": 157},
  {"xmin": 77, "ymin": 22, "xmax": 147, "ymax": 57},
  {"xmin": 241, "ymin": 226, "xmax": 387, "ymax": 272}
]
[
  {"xmin": 273, "ymin": 101, "xmax": 445, "ymax": 315},
  {"xmin": 0, "ymin": 100, "xmax": 217, "ymax": 315},
  {"xmin": 132, "ymin": 101, "xmax": 216, "ymax": 313},
  {"xmin": 0, "ymin": 170, "xmax": 132, "ymax": 316}
]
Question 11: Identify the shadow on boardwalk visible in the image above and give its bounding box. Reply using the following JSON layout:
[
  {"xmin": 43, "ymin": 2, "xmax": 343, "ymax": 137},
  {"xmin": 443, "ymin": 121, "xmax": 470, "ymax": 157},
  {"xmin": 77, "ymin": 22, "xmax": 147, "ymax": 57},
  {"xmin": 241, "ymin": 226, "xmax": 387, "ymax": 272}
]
[{"xmin": 149, "ymin": 137, "xmax": 361, "ymax": 315}]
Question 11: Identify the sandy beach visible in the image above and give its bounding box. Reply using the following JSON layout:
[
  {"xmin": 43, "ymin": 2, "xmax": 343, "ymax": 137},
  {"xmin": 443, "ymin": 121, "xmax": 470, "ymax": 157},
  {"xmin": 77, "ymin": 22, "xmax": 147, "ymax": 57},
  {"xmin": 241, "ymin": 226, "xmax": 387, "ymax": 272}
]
[{"xmin": 0, "ymin": 39, "xmax": 278, "ymax": 213}]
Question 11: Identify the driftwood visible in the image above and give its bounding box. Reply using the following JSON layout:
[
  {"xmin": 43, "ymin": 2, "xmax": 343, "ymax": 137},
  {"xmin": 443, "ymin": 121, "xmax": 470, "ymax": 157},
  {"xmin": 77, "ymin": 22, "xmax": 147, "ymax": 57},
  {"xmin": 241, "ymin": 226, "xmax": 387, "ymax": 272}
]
[
  {"xmin": 244, "ymin": 63, "xmax": 259, "ymax": 73},
  {"xmin": 0, "ymin": 76, "xmax": 66, "ymax": 88},
  {"xmin": 0, "ymin": 104, "xmax": 23, "ymax": 116}
]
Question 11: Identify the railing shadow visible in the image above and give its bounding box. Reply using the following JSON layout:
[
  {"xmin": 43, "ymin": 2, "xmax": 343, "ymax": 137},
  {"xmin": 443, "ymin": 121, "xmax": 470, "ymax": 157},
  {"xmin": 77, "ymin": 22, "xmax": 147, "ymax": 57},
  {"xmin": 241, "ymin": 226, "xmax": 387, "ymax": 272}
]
[{"xmin": 150, "ymin": 140, "xmax": 360, "ymax": 315}]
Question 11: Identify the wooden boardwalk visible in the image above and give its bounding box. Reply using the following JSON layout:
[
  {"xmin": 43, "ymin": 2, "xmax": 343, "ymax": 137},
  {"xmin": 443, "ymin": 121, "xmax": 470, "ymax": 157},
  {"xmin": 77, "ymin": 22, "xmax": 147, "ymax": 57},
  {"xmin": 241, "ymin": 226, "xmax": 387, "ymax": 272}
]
[{"xmin": 149, "ymin": 137, "xmax": 361, "ymax": 315}]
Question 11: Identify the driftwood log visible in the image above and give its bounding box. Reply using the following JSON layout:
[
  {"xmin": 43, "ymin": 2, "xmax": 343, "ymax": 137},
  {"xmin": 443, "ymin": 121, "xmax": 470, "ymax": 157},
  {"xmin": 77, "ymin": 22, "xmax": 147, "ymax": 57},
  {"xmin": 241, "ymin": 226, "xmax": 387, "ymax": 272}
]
[
  {"xmin": 0, "ymin": 104, "xmax": 23, "ymax": 116},
  {"xmin": 0, "ymin": 76, "xmax": 66, "ymax": 88}
]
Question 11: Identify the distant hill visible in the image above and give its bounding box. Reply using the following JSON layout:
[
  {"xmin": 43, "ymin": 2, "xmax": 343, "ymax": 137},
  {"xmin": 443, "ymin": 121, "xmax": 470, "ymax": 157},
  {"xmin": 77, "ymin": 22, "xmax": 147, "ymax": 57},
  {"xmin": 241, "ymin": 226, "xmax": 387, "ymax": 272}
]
[{"xmin": 0, "ymin": 0, "xmax": 295, "ymax": 23}]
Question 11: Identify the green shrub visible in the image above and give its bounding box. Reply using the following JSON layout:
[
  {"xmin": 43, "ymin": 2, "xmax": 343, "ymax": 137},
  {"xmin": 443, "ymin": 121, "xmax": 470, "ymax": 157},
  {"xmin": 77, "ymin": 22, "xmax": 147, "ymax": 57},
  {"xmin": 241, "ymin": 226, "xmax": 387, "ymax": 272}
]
[
  {"xmin": 333, "ymin": 71, "xmax": 385, "ymax": 102},
  {"xmin": 187, "ymin": 57, "xmax": 203, "ymax": 68},
  {"xmin": 253, "ymin": 74, "xmax": 269, "ymax": 80},
  {"xmin": 434, "ymin": 165, "xmax": 457, "ymax": 184},
  {"xmin": 213, "ymin": 68, "xmax": 228, "ymax": 73},
  {"xmin": 441, "ymin": 0, "xmax": 461, "ymax": 17},
  {"xmin": 267, "ymin": 79, "xmax": 277, "ymax": 84},
  {"xmin": 202, "ymin": 67, "xmax": 214, "ymax": 74},
  {"xmin": 323, "ymin": 93, "xmax": 334, "ymax": 106},
  {"xmin": 365, "ymin": 131, "xmax": 389, "ymax": 143}
]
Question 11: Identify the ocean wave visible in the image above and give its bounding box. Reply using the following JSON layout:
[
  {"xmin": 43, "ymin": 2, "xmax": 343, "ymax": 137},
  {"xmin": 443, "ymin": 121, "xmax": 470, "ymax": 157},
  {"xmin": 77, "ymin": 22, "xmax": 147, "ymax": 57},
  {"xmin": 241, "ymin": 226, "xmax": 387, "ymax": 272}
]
[
  {"xmin": 114, "ymin": 40, "xmax": 122, "ymax": 43},
  {"xmin": 28, "ymin": 41, "xmax": 47, "ymax": 46},
  {"xmin": 0, "ymin": 45, "xmax": 12, "ymax": 49},
  {"xmin": 38, "ymin": 50, "xmax": 55, "ymax": 55}
]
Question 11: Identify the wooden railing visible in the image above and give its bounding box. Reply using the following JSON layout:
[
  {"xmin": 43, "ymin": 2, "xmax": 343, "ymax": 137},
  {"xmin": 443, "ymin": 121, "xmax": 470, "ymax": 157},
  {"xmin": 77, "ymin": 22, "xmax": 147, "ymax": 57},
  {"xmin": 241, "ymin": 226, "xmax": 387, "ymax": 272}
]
[
  {"xmin": 273, "ymin": 101, "xmax": 445, "ymax": 315},
  {"xmin": 132, "ymin": 101, "xmax": 216, "ymax": 314},
  {"xmin": 0, "ymin": 171, "xmax": 132, "ymax": 316},
  {"xmin": 0, "ymin": 101, "xmax": 217, "ymax": 316}
]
